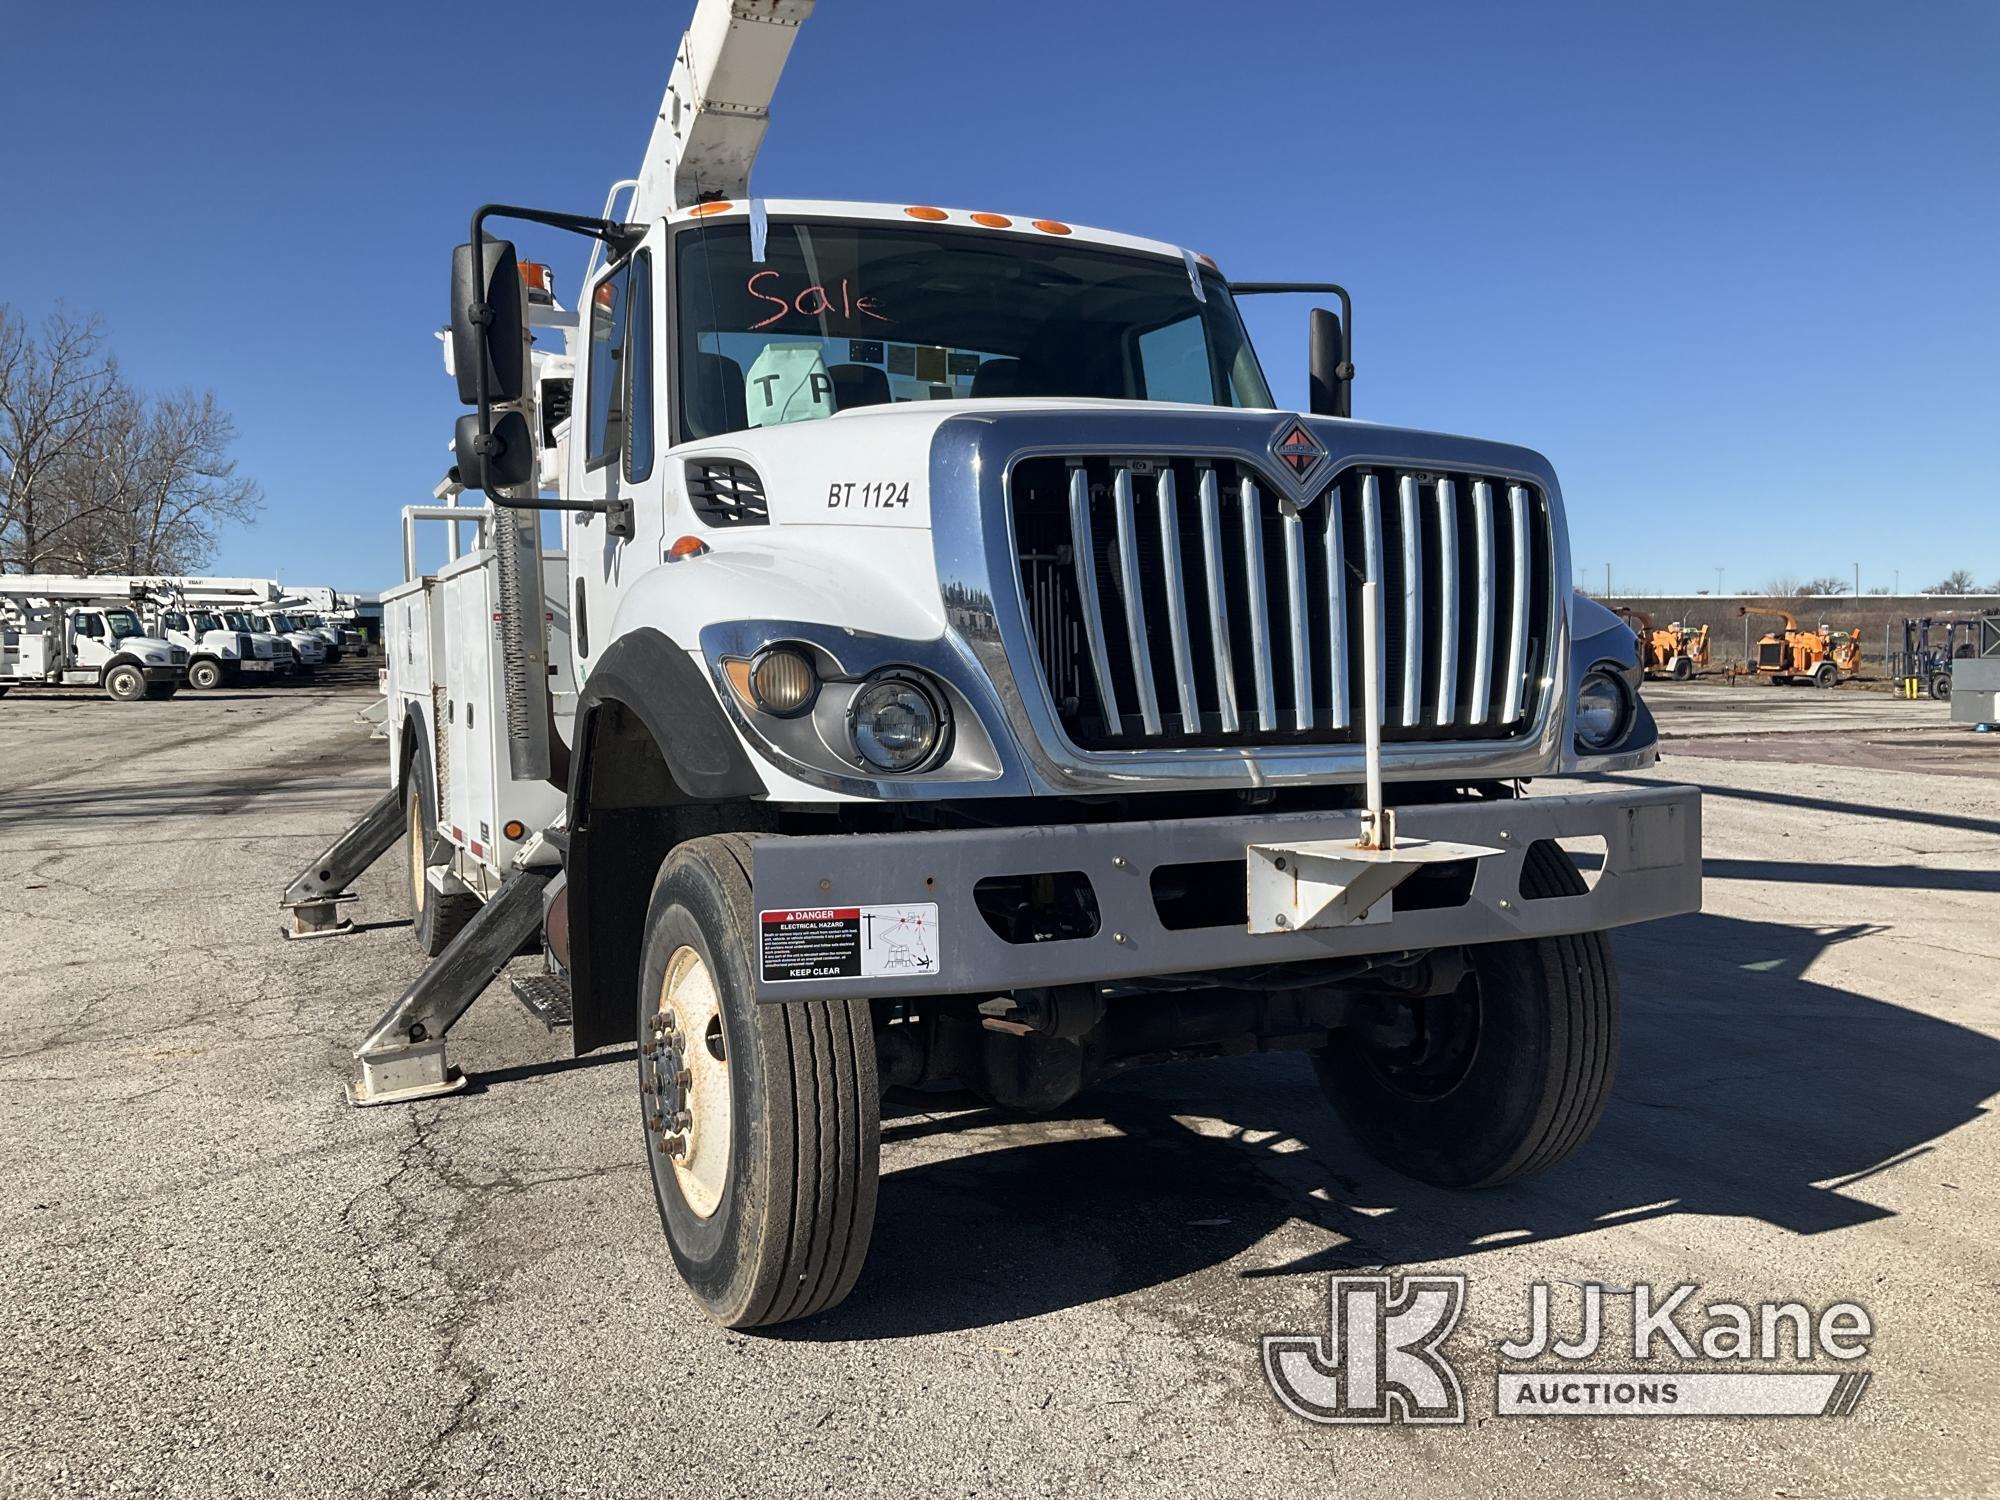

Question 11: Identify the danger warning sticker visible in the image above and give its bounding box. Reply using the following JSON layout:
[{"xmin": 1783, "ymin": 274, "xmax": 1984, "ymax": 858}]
[{"xmin": 759, "ymin": 904, "xmax": 940, "ymax": 984}]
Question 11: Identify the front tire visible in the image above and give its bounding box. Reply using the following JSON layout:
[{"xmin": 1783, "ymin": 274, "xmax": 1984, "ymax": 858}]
[
  {"xmin": 638, "ymin": 833, "xmax": 879, "ymax": 1328},
  {"xmin": 1671, "ymin": 656, "xmax": 1694, "ymax": 681},
  {"xmin": 1813, "ymin": 662, "xmax": 1838, "ymax": 689},
  {"xmin": 1930, "ymin": 672, "xmax": 1952, "ymax": 702},
  {"xmin": 1314, "ymin": 842, "xmax": 1618, "ymax": 1188},
  {"xmin": 188, "ymin": 658, "xmax": 224, "ymax": 690},
  {"xmin": 104, "ymin": 664, "xmax": 146, "ymax": 702}
]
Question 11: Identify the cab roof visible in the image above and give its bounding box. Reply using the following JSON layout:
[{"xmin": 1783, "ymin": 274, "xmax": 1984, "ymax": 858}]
[{"xmin": 656, "ymin": 197, "xmax": 1215, "ymax": 274}]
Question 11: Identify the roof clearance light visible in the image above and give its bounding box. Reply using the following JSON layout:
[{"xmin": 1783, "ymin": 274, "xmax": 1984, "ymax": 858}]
[
  {"xmin": 688, "ymin": 201, "xmax": 735, "ymax": 217},
  {"xmin": 519, "ymin": 261, "xmax": 554, "ymax": 302},
  {"xmin": 668, "ymin": 535, "xmax": 710, "ymax": 561},
  {"xmin": 970, "ymin": 212, "xmax": 1012, "ymax": 228},
  {"xmin": 1031, "ymin": 219, "xmax": 1072, "ymax": 236},
  {"xmin": 904, "ymin": 205, "xmax": 949, "ymax": 221}
]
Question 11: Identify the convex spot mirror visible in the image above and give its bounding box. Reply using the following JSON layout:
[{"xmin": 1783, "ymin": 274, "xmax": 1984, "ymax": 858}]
[
  {"xmin": 451, "ymin": 237, "xmax": 526, "ymax": 406},
  {"xmin": 453, "ymin": 410, "xmax": 535, "ymax": 493}
]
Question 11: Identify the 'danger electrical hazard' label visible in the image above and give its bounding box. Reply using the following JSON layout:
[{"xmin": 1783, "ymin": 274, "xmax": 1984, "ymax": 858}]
[{"xmin": 759, "ymin": 904, "xmax": 940, "ymax": 984}]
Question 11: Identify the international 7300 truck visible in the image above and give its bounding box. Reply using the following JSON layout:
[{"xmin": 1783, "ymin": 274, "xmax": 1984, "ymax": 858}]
[{"xmin": 285, "ymin": 0, "xmax": 1701, "ymax": 1328}]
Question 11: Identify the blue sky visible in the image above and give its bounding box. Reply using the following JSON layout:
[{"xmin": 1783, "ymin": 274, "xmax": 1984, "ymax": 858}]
[{"xmin": 3, "ymin": 0, "xmax": 1993, "ymax": 595}]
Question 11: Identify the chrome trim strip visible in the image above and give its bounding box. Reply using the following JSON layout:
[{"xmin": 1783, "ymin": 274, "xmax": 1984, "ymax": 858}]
[
  {"xmin": 1199, "ymin": 468, "xmax": 1240, "ymax": 734},
  {"xmin": 1503, "ymin": 482, "xmax": 1532, "ymax": 722},
  {"xmin": 1360, "ymin": 471, "xmax": 1386, "ymax": 716},
  {"xmin": 1112, "ymin": 466, "xmax": 1162, "ymax": 735},
  {"xmin": 1470, "ymin": 479, "xmax": 1496, "ymax": 725},
  {"xmin": 1240, "ymin": 475, "xmax": 1275, "ymax": 731},
  {"xmin": 1154, "ymin": 467, "xmax": 1199, "ymax": 731},
  {"xmin": 1324, "ymin": 480, "xmax": 1349, "ymax": 730},
  {"xmin": 1397, "ymin": 473, "xmax": 1422, "ymax": 728},
  {"xmin": 1068, "ymin": 465, "xmax": 1122, "ymax": 736},
  {"xmin": 1434, "ymin": 477, "xmax": 1458, "ymax": 726},
  {"xmin": 1284, "ymin": 510, "xmax": 1312, "ymax": 730}
]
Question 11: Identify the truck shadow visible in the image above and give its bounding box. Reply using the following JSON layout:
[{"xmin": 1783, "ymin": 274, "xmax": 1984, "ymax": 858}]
[{"xmin": 784, "ymin": 910, "xmax": 1998, "ymax": 1341}]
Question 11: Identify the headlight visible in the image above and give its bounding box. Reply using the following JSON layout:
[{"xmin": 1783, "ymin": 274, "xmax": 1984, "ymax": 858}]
[
  {"xmin": 748, "ymin": 647, "xmax": 817, "ymax": 717},
  {"xmin": 1575, "ymin": 668, "xmax": 1633, "ymax": 750},
  {"xmin": 849, "ymin": 672, "xmax": 946, "ymax": 772}
]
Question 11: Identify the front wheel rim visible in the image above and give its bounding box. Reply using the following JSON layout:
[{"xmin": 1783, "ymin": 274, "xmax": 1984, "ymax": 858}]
[{"xmin": 648, "ymin": 944, "xmax": 732, "ymax": 1219}]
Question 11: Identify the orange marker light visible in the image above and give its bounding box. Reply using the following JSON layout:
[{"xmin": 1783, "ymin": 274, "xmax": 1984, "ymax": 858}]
[
  {"xmin": 904, "ymin": 205, "xmax": 949, "ymax": 221},
  {"xmin": 503, "ymin": 820, "xmax": 526, "ymax": 841},
  {"xmin": 668, "ymin": 535, "xmax": 711, "ymax": 560},
  {"xmin": 970, "ymin": 212, "xmax": 1012, "ymax": 229},
  {"xmin": 1031, "ymin": 219, "xmax": 1072, "ymax": 236},
  {"xmin": 519, "ymin": 261, "xmax": 553, "ymax": 294},
  {"xmin": 688, "ymin": 201, "xmax": 735, "ymax": 217}
]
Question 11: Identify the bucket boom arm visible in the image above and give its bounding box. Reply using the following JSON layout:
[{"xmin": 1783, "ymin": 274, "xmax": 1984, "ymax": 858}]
[{"xmin": 633, "ymin": 0, "xmax": 817, "ymax": 222}]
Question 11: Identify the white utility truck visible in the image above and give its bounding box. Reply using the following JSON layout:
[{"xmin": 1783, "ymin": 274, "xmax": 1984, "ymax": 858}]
[
  {"xmin": 0, "ymin": 579, "xmax": 188, "ymax": 700},
  {"xmin": 246, "ymin": 611, "xmax": 327, "ymax": 672},
  {"xmin": 148, "ymin": 602, "xmax": 293, "ymax": 688},
  {"xmin": 285, "ymin": 0, "xmax": 1700, "ymax": 1328},
  {"xmin": 150, "ymin": 577, "xmax": 344, "ymax": 668}
]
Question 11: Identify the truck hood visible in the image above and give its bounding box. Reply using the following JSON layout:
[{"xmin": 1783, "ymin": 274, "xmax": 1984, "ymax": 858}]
[{"xmin": 676, "ymin": 399, "xmax": 1555, "ymax": 534}]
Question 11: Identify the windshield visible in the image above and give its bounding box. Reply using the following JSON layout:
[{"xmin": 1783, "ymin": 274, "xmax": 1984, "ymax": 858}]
[
  {"xmin": 193, "ymin": 612, "xmax": 224, "ymax": 633},
  {"xmin": 223, "ymin": 612, "xmax": 254, "ymax": 632},
  {"xmin": 297, "ymin": 613, "xmax": 323, "ymax": 626},
  {"xmin": 674, "ymin": 220, "xmax": 1272, "ymax": 440},
  {"xmin": 104, "ymin": 609, "xmax": 145, "ymax": 640}
]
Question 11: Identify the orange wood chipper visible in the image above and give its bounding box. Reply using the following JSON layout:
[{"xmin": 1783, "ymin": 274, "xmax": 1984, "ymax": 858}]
[
  {"xmin": 1738, "ymin": 606, "xmax": 1862, "ymax": 688},
  {"xmin": 1613, "ymin": 607, "xmax": 1710, "ymax": 680}
]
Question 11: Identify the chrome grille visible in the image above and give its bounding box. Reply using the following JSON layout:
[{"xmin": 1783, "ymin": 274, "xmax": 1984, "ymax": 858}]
[{"xmin": 1009, "ymin": 455, "xmax": 1554, "ymax": 750}]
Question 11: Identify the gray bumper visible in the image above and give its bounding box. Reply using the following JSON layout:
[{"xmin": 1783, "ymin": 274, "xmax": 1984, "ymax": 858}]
[
  {"xmin": 749, "ymin": 785, "xmax": 1700, "ymax": 1002},
  {"xmin": 142, "ymin": 666, "xmax": 185, "ymax": 685}
]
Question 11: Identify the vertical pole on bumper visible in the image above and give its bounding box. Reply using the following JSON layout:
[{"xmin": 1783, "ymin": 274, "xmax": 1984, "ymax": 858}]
[{"xmin": 1358, "ymin": 579, "xmax": 1394, "ymax": 851}]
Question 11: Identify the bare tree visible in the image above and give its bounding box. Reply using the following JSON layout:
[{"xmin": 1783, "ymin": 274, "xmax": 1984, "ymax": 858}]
[
  {"xmin": 0, "ymin": 305, "xmax": 261, "ymax": 575},
  {"xmin": 1800, "ymin": 576, "xmax": 1850, "ymax": 596},
  {"xmin": 1925, "ymin": 569, "xmax": 1978, "ymax": 595},
  {"xmin": 1761, "ymin": 575, "xmax": 1805, "ymax": 598},
  {"xmin": 0, "ymin": 306, "xmax": 125, "ymax": 571}
]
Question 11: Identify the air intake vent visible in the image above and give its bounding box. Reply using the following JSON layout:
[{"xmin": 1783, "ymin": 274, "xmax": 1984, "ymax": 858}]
[{"xmin": 684, "ymin": 460, "xmax": 769, "ymax": 527}]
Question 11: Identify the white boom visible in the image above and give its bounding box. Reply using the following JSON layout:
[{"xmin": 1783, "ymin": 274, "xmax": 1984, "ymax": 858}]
[{"xmin": 631, "ymin": 0, "xmax": 816, "ymax": 223}]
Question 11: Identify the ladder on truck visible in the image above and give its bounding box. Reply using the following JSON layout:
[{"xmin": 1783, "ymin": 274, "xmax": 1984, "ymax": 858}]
[{"xmin": 282, "ymin": 0, "xmax": 817, "ymax": 1106}]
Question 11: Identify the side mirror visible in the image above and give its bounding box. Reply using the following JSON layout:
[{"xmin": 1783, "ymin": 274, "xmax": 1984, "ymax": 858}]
[
  {"xmin": 450, "ymin": 238, "xmax": 527, "ymax": 406},
  {"xmin": 453, "ymin": 410, "xmax": 535, "ymax": 494},
  {"xmin": 1308, "ymin": 306, "xmax": 1353, "ymax": 419}
]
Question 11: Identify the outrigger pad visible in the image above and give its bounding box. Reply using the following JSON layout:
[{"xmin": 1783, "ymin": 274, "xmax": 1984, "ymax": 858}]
[
  {"xmin": 345, "ymin": 1040, "xmax": 470, "ymax": 1107},
  {"xmin": 280, "ymin": 891, "xmax": 360, "ymax": 941},
  {"xmin": 345, "ymin": 865, "xmax": 555, "ymax": 1107}
]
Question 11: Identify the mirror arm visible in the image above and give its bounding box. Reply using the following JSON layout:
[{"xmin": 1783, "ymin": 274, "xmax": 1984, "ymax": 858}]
[
  {"xmin": 467, "ymin": 204, "xmax": 645, "ymax": 516},
  {"xmin": 1228, "ymin": 280, "xmax": 1355, "ymax": 404}
]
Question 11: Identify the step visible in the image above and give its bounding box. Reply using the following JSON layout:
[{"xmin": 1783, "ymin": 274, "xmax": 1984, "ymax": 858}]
[{"xmin": 509, "ymin": 973, "xmax": 574, "ymax": 1031}]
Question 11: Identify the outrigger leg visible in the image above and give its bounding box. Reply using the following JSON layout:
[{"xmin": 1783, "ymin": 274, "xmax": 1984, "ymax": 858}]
[
  {"xmin": 278, "ymin": 787, "xmax": 403, "ymax": 939},
  {"xmin": 346, "ymin": 866, "xmax": 556, "ymax": 1106}
]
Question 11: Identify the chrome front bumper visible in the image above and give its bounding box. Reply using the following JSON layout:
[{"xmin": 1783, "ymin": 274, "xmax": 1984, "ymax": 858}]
[{"xmin": 748, "ymin": 784, "xmax": 1700, "ymax": 1002}]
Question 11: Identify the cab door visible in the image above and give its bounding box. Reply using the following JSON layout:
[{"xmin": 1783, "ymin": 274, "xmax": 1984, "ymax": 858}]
[
  {"xmin": 69, "ymin": 611, "xmax": 108, "ymax": 670},
  {"xmin": 565, "ymin": 230, "xmax": 665, "ymax": 690}
]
